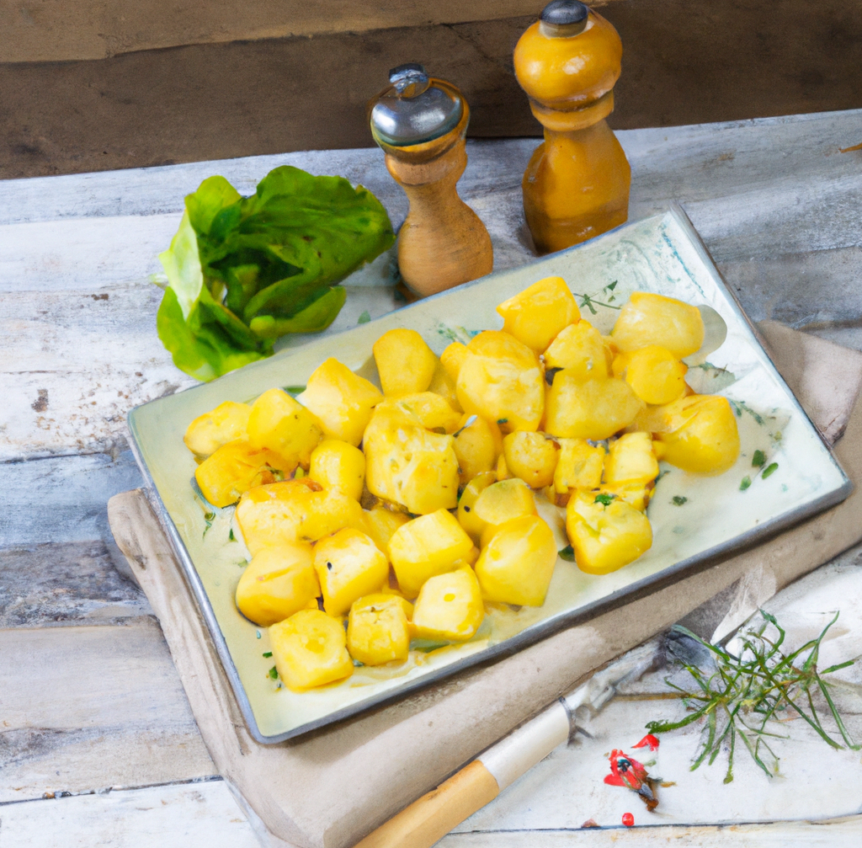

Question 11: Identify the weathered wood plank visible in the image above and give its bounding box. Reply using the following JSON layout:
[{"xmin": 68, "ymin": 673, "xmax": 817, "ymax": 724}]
[
  {"xmin": 1, "ymin": 0, "xmax": 540, "ymax": 64},
  {"xmin": 3, "ymin": 3, "xmax": 862, "ymax": 179},
  {"xmin": 1, "ymin": 452, "xmax": 143, "ymax": 546},
  {"xmin": 0, "ymin": 280, "xmax": 401, "ymax": 461},
  {"xmin": 0, "ymin": 619, "xmax": 216, "ymax": 803},
  {"xmin": 0, "ymin": 780, "xmax": 258, "ymax": 848},
  {"xmin": 0, "ymin": 540, "xmax": 150, "ymax": 628},
  {"xmin": 440, "ymin": 816, "xmax": 862, "ymax": 847}
]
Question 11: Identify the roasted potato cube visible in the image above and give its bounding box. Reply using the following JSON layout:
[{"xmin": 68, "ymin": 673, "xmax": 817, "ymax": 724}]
[
  {"xmin": 194, "ymin": 441, "xmax": 287, "ymax": 508},
  {"xmin": 427, "ymin": 359, "xmax": 463, "ymax": 412},
  {"xmin": 347, "ymin": 593, "xmax": 413, "ymax": 665},
  {"xmin": 604, "ymin": 432, "xmax": 659, "ymax": 488},
  {"xmin": 543, "ymin": 320, "xmax": 609, "ymax": 381},
  {"xmin": 373, "ymin": 328, "xmax": 438, "ymax": 397},
  {"xmin": 389, "ymin": 509, "xmax": 474, "ymax": 598},
  {"xmin": 364, "ymin": 408, "xmax": 459, "ymax": 514},
  {"xmin": 553, "ymin": 439, "xmax": 605, "ymax": 495},
  {"xmin": 591, "ymin": 484, "xmax": 650, "ymax": 512},
  {"xmin": 412, "ymin": 567, "xmax": 485, "ymax": 641},
  {"xmin": 453, "ymin": 414, "xmax": 503, "ymax": 485},
  {"xmin": 475, "ymin": 515, "xmax": 557, "ymax": 606},
  {"xmin": 235, "ymin": 544, "xmax": 319, "ymax": 627},
  {"xmin": 545, "ymin": 375, "xmax": 642, "ymax": 440},
  {"xmin": 496, "ymin": 276, "xmax": 580, "ymax": 352},
  {"xmin": 313, "ymin": 528, "xmax": 390, "ymax": 616},
  {"xmin": 184, "ymin": 400, "xmax": 251, "ymax": 457},
  {"xmin": 651, "ymin": 395, "xmax": 740, "ymax": 474},
  {"xmin": 309, "ymin": 439, "xmax": 366, "ymax": 501},
  {"xmin": 473, "ymin": 478, "xmax": 538, "ymax": 548},
  {"xmin": 236, "ymin": 480, "xmax": 364, "ymax": 555},
  {"xmin": 440, "ymin": 342, "xmax": 469, "ymax": 383},
  {"xmin": 566, "ymin": 491, "xmax": 653, "ymax": 575},
  {"xmin": 270, "ymin": 609, "xmax": 354, "ymax": 691},
  {"xmin": 297, "ymin": 358, "xmax": 383, "ymax": 446},
  {"xmin": 375, "ymin": 392, "xmax": 461, "ymax": 434},
  {"xmin": 456, "ymin": 471, "xmax": 498, "ymax": 543},
  {"xmin": 502, "ymin": 431, "xmax": 560, "ymax": 489},
  {"xmin": 456, "ymin": 331, "xmax": 544, "ymax": 432},
  {"xmin": 611, "ymin": 292, "xmax": 704, "ymax": 358},
  {"xmin": 360, "ymin": 505, "xmax": 411, "ymax": 558},
  {"xmin": 247, "ymin": 388, "xmax": 323, "ymax": 470},
  {"xmin": 622, "ymin": 345, "xmax": 688, "ymax": 405}
]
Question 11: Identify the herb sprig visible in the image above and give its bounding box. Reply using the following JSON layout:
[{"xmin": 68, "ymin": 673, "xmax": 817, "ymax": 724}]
[{"xmin": 646, "ymin": 611, "xmax": 859, "ymax": 783}]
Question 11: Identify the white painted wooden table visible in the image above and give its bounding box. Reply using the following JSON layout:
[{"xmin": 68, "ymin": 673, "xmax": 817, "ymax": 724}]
[{"xmin": 2, "ymin": 109, "xmax": 862, "ymax": 847}]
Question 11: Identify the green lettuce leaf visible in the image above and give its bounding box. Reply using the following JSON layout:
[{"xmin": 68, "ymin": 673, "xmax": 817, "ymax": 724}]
[{"xmin": 156, "ymin": 166, "xmax": 394, "ymax": 381}]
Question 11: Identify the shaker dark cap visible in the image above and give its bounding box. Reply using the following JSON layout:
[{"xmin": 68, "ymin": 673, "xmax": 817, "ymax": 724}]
[
  {"xmin": 369, "ymin": 64, "xmax": 463, "ymax": 147},
  {"xmin": 540, "ymin": 0, "xmax": 589, "ymax": 35},
  {"xmin": 388, "ymin": 63, "xmax": 430, "ymax": 97}
]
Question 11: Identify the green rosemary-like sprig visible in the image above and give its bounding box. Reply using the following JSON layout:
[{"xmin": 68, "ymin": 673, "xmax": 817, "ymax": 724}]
[{"xmin": 646, "ymin": 611, "xmax": 859, "ymax": 783}]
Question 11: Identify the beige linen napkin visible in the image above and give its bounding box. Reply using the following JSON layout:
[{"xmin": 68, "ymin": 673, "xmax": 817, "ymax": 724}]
[{"xmin": 109, "ymin": 322, "xmax": 862, "ymax": 848}]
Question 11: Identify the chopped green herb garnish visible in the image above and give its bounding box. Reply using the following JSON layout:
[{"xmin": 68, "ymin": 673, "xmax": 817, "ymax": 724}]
[
  {"xmin": 752, "ymin": 450, "xmax": 767, "ymax": 468},
  {"xmin": 572, "ymin": 291, "xmax": 622, "ymax": 314},
  {"xmin": 268, "ymin": 666, "xmax": 279, "ymax": 680},
  {"xmin": 497, "ymin": 418, "xmax": 508, "ymax": 425},
  {"xmin": 263, "ymin": 651, "xmax": 272, "ymax": 658},
  {"xmin": 762, "ymin": 462, "xmax": 779, "ymax": 479},
  {"xmin": 558, "ymin": 545, "xmax": 575, "ymax": 562},
  {"xmin": 284, "ymin": 385, "xmax": 306, "ymax": 395},
  {"xmin": 412, "ymin": 639, "xmax": 451, "ymax": 653},
  {"xmin": 729, "ymin": 400, "xmax": 765, "ymax": 425},
  {"xmin": 594, "ymin": 493, "xmax": 616, "ymax": 506},
  {"xmin": 655, "ymin": 470, "xmax": 671, "ymax": 485},
  {"xmin": 545, "ymin": 366, "xmax": 564, "ymax": 386},
  {"xmin": 228, "ymin": 528, "xmax": 236, "ymax": 541},
  {"xmin": 294, "ymin": 467, "xmax": 306, "ymax": 479},
  {"xmin": 672, "ymin": 496, "xmax": 688, "ymax": 506},
  {"xmin": 606, "ymin": 281, "xmax": 618, "ymax": 291},
  {"xmin": 357, "ymin": 310, "xmax": 371, "ymax": 324},
  {"xmin": 740, "ymin": 476, "xmax": 752, "ymax": 491}
]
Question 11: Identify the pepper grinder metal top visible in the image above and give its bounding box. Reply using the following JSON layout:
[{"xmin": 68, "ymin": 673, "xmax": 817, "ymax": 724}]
[
  {"xmin": 370, "ymin": 64, "xmax": 463, "ymax": 148},
  {"xmin": 369, "ymin": 64, "xmax": 493, "ymax": 296}
]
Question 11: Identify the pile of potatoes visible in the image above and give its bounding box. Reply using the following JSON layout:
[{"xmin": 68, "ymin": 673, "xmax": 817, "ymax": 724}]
[{"xmin": 184, "ymin": 277, "xmax": 740, "ymax": 692}]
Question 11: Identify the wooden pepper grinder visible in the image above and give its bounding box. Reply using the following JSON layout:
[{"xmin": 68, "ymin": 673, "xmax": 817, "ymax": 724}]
[
  {"xmin": 369, "ymin": 64, "xmax": 493, "ymax": 297},
  {"xmin": 515, "ymin": 0, "xmax": 631, "ymax": 254}
]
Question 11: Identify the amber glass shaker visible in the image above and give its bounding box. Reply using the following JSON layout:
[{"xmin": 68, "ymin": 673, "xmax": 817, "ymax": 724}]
[
  {"xmin": 369, "ymin": 64, "xmax": 493, "ymax": 297},
  {"xmin": 515, "ymin": 0, "xmax": 631, "ymax": 254}
]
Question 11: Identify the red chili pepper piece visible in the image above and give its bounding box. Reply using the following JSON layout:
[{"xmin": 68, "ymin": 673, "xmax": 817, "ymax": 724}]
[
  {"xmin": 605, "ymin": 749, "xmax": 649, "ymax": 792},
  {"xmin": 632, "ymin": 733, "xmax": 660, "ymax": 751},
  {"xmin": 622, "ymin": 812, "xmax": 635, "ymax": 827}
]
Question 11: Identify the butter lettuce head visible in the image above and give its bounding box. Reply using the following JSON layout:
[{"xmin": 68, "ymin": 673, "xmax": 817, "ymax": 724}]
[{"xmin": 157, "ymin": 166, "xmax": 394, "ymax": 381}]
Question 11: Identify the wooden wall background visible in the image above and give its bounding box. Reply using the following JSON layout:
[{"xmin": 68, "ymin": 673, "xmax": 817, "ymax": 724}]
[{"xmin": 1, "ymin": 0, "xmax": 861, "ymax": 178}]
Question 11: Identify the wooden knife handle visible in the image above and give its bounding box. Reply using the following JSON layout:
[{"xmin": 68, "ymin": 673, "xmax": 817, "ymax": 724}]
[{"xmin": 353, "ymin": 760, "xmax": 500, "ymax": 848}]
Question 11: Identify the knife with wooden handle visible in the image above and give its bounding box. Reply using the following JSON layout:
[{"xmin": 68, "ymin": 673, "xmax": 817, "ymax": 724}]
[{"xmin": 354, "ymin": 641, "xmax": 659, "ymax": 848}]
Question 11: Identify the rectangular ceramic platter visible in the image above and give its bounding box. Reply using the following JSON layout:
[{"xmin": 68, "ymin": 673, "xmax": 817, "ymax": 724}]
[{"xmin": 128, "ymin": 208, "xmax": 851, "ymax": 743}]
